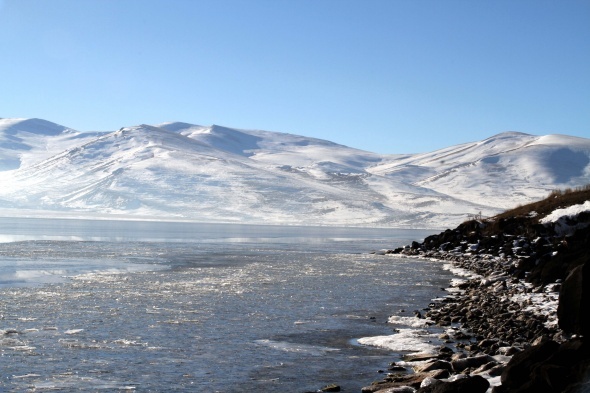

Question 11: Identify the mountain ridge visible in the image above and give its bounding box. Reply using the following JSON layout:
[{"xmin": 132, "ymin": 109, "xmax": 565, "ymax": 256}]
[{"xmin": 0, "ymin": 118, "xmax": 588, "ymax": 228}]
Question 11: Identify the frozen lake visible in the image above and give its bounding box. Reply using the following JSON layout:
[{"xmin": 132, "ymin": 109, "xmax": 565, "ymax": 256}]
[{"xmin": 0, "ymin": 218, "xmax": 453, "ymax": 392}]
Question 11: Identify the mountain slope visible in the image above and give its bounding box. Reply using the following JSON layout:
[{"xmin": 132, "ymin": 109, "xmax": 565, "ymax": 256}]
[
  {"xmin": 369, "ymin": 132, "xmax": 590, "ymax": 209},
  {"xmin": 0, "ymin": 118, "xmax": 103, "ymax": 171},
  {"xmin": 0, "ymin": 118, "xmax": 588, "ymax": 227}
]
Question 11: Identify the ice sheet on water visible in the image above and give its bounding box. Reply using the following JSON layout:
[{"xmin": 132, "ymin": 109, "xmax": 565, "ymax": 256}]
[
  {"xmin": 443, "ymin": 263, "xmax": 482, "ymax": 280},
  {"xmin": 64, "ymin": 329, "xmax": 84, "ymax": 335},
  {"xmin": 387, "ymin": 315, "xmax": 432, "ymax": 328},
  {"xmin": 357, "ymin": 328, "xmax": 438, "ymax": 354}
]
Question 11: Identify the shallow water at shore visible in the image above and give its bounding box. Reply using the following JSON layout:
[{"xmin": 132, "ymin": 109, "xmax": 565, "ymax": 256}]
[{"xmin": 0, "ymin": 219, "xmax": 454, "ymax": 392}]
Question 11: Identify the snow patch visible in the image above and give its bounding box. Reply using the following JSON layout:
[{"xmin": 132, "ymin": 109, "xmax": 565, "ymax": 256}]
[
  {"xmin": 540, "ymin": 200, "xmax": 590, "ymax": 224},
  {"xmin": 357, "ymin": 328, "xmax": 438, "ymax": 354},
  {"xmin": 388, "ymin": 315, "xmax": 432, "ymax": 328}
]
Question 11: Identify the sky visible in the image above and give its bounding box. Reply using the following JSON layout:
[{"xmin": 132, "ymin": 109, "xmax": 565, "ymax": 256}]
[{"xmin": 0, "ymin": 0, "xmax": 589, "ymax": 154}]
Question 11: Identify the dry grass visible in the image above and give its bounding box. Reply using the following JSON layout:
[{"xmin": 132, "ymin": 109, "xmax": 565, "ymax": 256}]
[
  {"xmin": 472, "ymin": 185, "xmax": 590, "ymax": 237},
  {"xmin": 494, "ymin": 185, "xmax": 590, "ymax": 223}
]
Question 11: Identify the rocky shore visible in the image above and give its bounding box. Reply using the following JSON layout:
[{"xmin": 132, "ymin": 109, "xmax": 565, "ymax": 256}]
[{"xmin": 353, "ymin": 189, "xmax": 590, "ymax": 393}]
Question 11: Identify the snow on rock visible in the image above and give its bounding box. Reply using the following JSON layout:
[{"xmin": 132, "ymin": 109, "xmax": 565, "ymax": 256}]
[
  {"xmin": 539, "ymin": 200, "xmax": 590, "ymax": 235},
  {"xmin": 387, "ymin": 315, "xmax": 433, "ymax": 328},
  {"xmin": 539, "ymin": 200, "xmax": 590, "ymax": 224}
]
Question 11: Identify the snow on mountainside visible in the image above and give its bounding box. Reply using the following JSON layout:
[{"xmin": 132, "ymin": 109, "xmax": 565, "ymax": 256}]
[
  {"xmin": 0, "ymin": 118, "xmax": 104, "ymax": 171},
  {"xmin": 0, "ymin": 118, "xmax": 589, "ymax": 227},
  {"xmin": 369, "ymin": 132, "xmax": 590, "ymax": 210}
]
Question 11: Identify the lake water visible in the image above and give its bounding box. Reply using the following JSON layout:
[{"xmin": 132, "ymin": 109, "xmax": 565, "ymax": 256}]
[{"xmin": 0, "ymin": 218, "xmax": 454, "ymax": 392}]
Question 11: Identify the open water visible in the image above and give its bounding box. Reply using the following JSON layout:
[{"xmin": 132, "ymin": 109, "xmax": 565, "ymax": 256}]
[{"xmin": 0, "ymin": 218, "xmax": 453, "ymax": 392}]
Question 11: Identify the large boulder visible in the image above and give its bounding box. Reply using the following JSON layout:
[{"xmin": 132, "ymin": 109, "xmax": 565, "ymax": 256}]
[
  {"xmin": 496, "ymin": 338, "xmax": 590, "ymax": 392},
  {"xmin": 414, "ymin": 360, "xmax": 453, "ymax": 373},
  {"xmin": 451, "ymin": 354, "xmax": 495, "ymax": 372},
  {"xmin": 558, "ymin": 260, "xmax": 590, "ymax": 336},
  {"xmin": 499, "ymin": 339, "xmax": 559, "ymax": 390}
]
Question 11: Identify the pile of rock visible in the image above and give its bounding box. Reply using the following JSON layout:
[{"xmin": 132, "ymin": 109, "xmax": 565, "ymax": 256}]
[{"xmin": 360, "ymin": 201, "xmax": 590, "ymax": 392}]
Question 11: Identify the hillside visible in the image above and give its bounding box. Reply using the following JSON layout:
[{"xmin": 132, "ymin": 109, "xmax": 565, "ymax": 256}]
[{"xmin": 1, "ymin": 118, "xmax": 589, "ymax": 227}]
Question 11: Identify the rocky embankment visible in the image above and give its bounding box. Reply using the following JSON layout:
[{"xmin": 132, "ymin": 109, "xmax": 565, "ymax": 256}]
[{"xmin": 358, "ymin": 189, "xmax": 590, "ymax": 393}]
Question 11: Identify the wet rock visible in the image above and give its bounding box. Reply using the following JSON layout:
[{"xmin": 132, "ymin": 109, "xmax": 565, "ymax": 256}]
[
  {"xmin": 477, "ymin": 338, "xmax": 497, "ymax": 348},
  {"xmin": 428, "ymin": 369, "xmax": 450, "ymax": 379},
  {"xmin": 420, "ymin": 377, "xmax": 442, "ymax": 388},
  {"xmin": 403, "ymin": 353, "xmax": 440, "ymax": 362},
  {"xmin": 388, "ymin": 364, "xmax": 408, "ymax": 372},
  {"xmin": 471, "ymin": 361, "xmax": 499, "ymax": 375},
  {"xmin": 416, "ymin": 374, "xmax": 489, "ymax": 393},
  {"xmin": 379, "ymin": 387, "xmax": 416, "ymax": 393},
  {"xmin": 361, "ymin": 370, "xmax": 445, "ymax": 392},
  {"xmin": 451, "ymin": 354, "xmax": 495, "ymax": 372},
  {"xmin": 487, "ymin": 363, "xmax": 506, "ymax": 377},
  {"xmin": 413, "ymin": 360, "xmax": 453, "ymax": 373},
  {"xmin": 497, "ymin": 346, "xmax": 521, "ymax": 356}
]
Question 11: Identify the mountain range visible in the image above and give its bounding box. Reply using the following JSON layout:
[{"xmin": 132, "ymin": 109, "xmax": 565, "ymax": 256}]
[{"xmin": 1, "ymin": 117, "xmax": 589, "ymax": 228}]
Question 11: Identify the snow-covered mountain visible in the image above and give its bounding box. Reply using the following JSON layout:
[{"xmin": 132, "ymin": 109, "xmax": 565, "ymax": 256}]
[
  {"xmin": 0, "ymin": 118, "xmax": 101, "ymax": 171},
  {"xmin": 0, "ymin": 118, "xmax": 589, "ymax": 227}
]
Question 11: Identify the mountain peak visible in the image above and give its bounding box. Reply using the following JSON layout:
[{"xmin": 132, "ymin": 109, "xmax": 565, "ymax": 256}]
[
  {"xmin": 0, "ymin": 117, "xmax": 73, "ymax": 136},
  {"xmin": 492, "ymin": 131, "xmax": 532, "ymax": 137},
  {"xmin": 157, "ymin": 122, "xmax": 206, "ymax": 133}
]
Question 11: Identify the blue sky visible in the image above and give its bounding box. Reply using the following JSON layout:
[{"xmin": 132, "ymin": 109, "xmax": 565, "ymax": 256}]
[{"xmin": 0, "ymin": 0, "xmax": 588, "ymax": 154}]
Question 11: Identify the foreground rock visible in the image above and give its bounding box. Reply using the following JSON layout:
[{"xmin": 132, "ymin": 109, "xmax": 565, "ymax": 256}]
[{"xmin": 359, "ymin": 188, "xmax": 590, "ymax": 393}]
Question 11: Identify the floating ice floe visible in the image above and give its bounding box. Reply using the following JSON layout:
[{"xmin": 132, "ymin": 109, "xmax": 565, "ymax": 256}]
[
  {"xmin": 64, "ymin": 329, "xmax": 84, "ymax": 335},
  {"xmin": 357, "ymin": 328, "xmax": 438, "ymax": 354},
  {"xmin": 387, "ymin": 315, "xmax": 432, "ymax": 328}
]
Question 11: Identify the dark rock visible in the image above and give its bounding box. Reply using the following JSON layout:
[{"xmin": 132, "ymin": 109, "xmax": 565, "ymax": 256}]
[
  {"xmin": 361, "ymin": 370, "xmax": 444, "ymax": 392},
  {"xmin": 381, "ymin": 387, "xmax": 416, "ymax": 393},
  {"xmin": 428, "ymin": 369, "xmax": 450, "ymax": 379},
  {"xmin": 414, "ymin": 360, "xmax": 453, "ymax": 373},
  {"xmin": 438, "ymin": 346, "xmax": 454, "ymax": 354},
  {"xmin": 451, "ymin": 354, "xmax": 495, "ymax": 372},
  {"xmin": 478, "ymin": 338, "xmax": 498, "ymax": 347},
  {"xmin": 500, "ymin": 339, "xmax": 559, "ymax": 389},
  {"xmin": 321, "ymin": 384, "xmax": 341, "ymax": 392},
  {"xmin": 416, "ymin": 375, "xmax": 489, "ymax": 393},
  {"xmin": 487, "ymin": 363, "xmax": 506, "ymax": 377},
  {"xmin": 403, "ymin": 353, "xmax": 440, "ymax": 362},
  {"xmin": 388, "ymin": 365, "xmax": 408, "ymax": 372},
  {"xmin": 558, "ymin": 261, "xmax": 590, "ymax": 336},
  {"xmin": 497, "ymin": 346, "xmax": 522, "ymax": 356},
  {"xmin": 563, "ymin": 381, "xmax": 590, "ymax": 393},
  {"xmin": 471, "ymin": 361, "xmax": 499, "ymax": 374}
]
